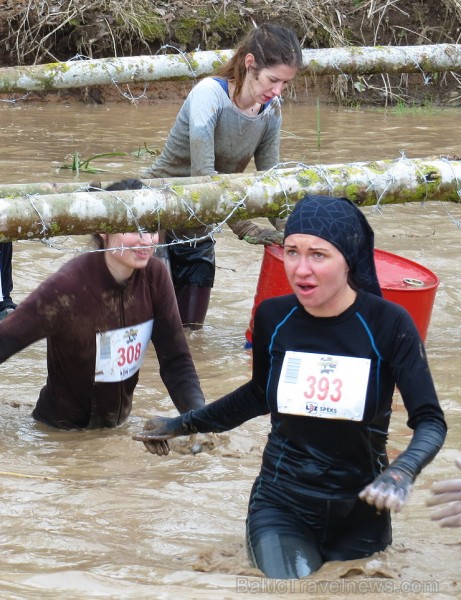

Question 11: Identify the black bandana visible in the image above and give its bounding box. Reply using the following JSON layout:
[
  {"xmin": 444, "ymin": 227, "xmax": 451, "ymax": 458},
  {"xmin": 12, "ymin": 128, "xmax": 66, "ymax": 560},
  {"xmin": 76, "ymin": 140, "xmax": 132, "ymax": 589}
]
[{"xmin": 283, "ymin": 194, "xmax": 382, "ymax": 297}]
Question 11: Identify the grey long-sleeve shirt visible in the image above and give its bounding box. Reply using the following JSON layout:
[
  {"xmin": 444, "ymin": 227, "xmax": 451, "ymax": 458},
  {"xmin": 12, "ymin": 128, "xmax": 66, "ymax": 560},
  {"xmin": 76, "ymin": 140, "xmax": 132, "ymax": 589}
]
[
  {"xmin": 144, "ymin": 77, "xmax": 282, "ymax": 179},
  {"xmin": 143, "ymin": 77, "xmax": 283, "ymax": 239}
]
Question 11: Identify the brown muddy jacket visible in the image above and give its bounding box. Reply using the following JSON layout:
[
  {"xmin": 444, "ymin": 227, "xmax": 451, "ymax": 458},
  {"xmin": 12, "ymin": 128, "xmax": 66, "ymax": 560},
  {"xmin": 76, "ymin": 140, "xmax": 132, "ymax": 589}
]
[{"xmin": 0, "ymin": 252, "xmax": 205, "ymax": 429}]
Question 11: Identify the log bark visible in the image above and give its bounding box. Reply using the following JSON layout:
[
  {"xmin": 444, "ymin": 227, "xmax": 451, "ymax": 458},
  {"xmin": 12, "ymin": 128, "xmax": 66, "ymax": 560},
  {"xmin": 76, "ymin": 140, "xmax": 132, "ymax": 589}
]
[
  {"xmin": 0, "ymin": 174, "xmax": 238, "ymax": 198},
  {"xmin": 1, "ymin": 158, "xmax": 460, "ymax": 242},
  {"xmin": 1, "ymin": 45, "xmax": 461, "ymax": 93}
]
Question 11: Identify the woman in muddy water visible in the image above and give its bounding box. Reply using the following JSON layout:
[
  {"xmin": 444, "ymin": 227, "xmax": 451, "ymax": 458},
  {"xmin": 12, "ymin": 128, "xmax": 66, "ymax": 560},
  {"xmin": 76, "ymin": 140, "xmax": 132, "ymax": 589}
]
[
  {"xmin": 133, "ymin": 193, "xmax": 447, "ymax": 579},
  {"xmin": 0, "ymin": 179, "xmax": 205, "ymax": 432},
  {"xmin": 142, "ymin": 23, "xmax": 303, "ymax": 330}
]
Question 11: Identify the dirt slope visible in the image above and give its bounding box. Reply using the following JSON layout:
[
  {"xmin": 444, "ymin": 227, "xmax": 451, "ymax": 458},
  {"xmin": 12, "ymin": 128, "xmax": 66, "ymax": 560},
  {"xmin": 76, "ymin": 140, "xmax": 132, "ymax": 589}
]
[{"xmin": 1, "ymin": 0, "xmax": 460, "ymax": 105}]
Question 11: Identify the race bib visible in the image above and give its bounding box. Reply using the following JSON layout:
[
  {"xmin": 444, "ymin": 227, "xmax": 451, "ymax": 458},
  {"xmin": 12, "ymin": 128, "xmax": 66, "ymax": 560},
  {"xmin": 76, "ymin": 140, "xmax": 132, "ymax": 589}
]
[
  {"xmin": 277, "ymin": 351, "xmax": 371, "ymax": 421},
  {"xmin": 95, "ymin": 319, "xmax": 153, "ymax": 382}
]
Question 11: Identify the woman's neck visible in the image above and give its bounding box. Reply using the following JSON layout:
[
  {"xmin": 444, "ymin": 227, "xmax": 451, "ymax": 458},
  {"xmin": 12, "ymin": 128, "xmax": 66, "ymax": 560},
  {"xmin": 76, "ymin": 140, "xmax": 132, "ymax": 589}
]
[
  {"xmin": 228, "ymin": 81, "xmax": 260, "ymax": 116},
  {"xmin": 104, "ymin": 254, "xmax": 133, "ymax": 284}
]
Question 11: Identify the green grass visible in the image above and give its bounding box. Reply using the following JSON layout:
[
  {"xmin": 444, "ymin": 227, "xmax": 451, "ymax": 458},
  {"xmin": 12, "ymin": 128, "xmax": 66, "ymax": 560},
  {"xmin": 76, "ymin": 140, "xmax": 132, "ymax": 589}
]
[{"xmin": 60, "ymin": 152, "xmax": 127, "ymax": 174}]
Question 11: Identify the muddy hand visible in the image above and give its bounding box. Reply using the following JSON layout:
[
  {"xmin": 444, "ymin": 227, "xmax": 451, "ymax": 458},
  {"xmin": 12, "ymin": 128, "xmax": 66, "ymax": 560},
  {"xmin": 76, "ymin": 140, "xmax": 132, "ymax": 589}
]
[
  {"xmin": 359, "ymin": 467, "xmax": 413, "ymax": 512},
  {"xmin": 243, "ymin": 229, "xmax": 283, "ymax": 246},
  {"xmin": 132, "ymin": 416, "xmax": 184, "ymax": 456},
  {"xmin": 427, "ymin": 457, "xmax": 461, "ymax": 527}
]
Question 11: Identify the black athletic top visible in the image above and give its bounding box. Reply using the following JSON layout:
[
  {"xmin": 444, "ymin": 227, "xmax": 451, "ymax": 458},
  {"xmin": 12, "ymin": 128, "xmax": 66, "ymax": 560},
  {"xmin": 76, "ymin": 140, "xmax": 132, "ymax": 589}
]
[{"xmin": 184, "ymin": 290, "xmax": 446, "ymax": 498}]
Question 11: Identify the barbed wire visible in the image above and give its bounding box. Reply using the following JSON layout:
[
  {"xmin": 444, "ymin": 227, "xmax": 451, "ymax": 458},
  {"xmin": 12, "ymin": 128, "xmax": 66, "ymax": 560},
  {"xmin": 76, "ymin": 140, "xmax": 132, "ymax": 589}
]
[
  {"xmin": 17, "ymin": 155, "xmax": 460, "ymax": 258},
  {"xmin": 1, "ymin": 55, "xmax": 460, "ymax": 243},
  {"xmin": 35, "ymin": 164, "xmax": 290, "ymax": 254},
  {"xmin": 0, "ymin": 45, "xmax": 457, "ymax": 105},
  {"xmin": 53, "ymin": 45, "xmax": 209, "ymax": 105}
]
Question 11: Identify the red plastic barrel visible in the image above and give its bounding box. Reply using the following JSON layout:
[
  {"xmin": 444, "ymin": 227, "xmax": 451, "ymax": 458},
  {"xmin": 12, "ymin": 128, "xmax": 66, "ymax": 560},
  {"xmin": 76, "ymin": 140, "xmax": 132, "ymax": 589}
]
[
  {"xmin": 245, "ymin": 245, "xmax": 439, "ymax": 345},
  {"xmin": 374, "ymin": 248, "xmax": 439, "ymax": 341}
]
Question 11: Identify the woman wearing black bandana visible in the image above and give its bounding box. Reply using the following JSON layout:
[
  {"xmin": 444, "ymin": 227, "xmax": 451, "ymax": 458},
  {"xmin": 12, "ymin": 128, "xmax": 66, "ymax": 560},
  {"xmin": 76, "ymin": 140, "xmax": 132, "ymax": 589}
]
[{"xmin": 133, "ymin": 194, "xmax": 447, "ymax": 580}]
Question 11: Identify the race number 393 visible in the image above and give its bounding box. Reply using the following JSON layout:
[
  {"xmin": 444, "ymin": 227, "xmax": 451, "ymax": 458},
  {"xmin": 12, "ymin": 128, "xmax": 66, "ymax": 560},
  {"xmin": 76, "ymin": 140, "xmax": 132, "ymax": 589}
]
[
  {"xmin": 95, "ymin": 319, "xmax": 153, "ymax": 383},
  {"xmin": 277, "ymin": 351, "xmax": 371, "ymax": 421}
]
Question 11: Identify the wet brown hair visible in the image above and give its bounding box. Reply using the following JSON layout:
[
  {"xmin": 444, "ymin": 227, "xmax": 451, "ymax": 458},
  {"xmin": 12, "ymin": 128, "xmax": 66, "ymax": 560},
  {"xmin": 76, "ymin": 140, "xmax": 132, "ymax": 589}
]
[{"xmin": 215, "ymin": 23, "xmax": 303, "ymax": 100}]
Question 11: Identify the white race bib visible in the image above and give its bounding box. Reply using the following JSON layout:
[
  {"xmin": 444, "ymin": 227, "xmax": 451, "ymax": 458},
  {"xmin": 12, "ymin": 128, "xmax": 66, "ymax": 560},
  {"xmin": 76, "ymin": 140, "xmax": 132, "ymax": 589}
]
[
  {"xmin": 277, "ymin": 351, "xmax": 371, "ymax": 421},
  {"xmin": 95, "ymin": 319, "xmax": 153, "ymax": 382}
]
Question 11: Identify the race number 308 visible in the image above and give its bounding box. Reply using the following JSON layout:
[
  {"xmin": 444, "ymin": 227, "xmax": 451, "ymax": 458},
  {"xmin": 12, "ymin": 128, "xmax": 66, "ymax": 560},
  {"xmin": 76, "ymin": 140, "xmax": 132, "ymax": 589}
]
[
  {"xmin": 304, "ymin": 375, "xmax": 342, "ymax": 402},
  {"xmin": 117, "ymin": 343, "xmax": 142, "ymax": 367}
]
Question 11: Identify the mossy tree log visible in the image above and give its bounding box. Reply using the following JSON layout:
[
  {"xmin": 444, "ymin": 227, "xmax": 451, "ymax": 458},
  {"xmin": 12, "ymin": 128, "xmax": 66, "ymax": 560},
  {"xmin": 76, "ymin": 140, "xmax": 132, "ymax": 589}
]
[
  {"xmin": 0, "ymin": 174, "xmax": 238, "ymax": 199},
  {"xmin": 1, "ymin": 45, "xmax": 461, "ymax": 93},
  {"xmin": 1, "ymin": 158, "xmax": 460, "ymax": 242}
]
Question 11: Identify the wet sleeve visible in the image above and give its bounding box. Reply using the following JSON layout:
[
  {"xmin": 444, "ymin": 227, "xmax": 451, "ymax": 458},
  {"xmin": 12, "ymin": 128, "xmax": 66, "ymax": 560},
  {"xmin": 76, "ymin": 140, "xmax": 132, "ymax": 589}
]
[
  {"xmin": 188, "ymin": 81, "xmax": 222, "ymax": 176},
  {"xmin": 151, "ymin": 262, "xmax": 205, "ymax": 412},
  {"xmin": 389, "ymin": 311, "xmax": 447, "ymax": 479},
  {"xmin": 181, "ymin": 303, "xmax": 272, "ymax": 432},
  {"xmin": 227, "ymin": 219, "xmax": 267, "ymax": 239},
  {"xmin": 0, "ymin": 276, "xmax": 68, "ymax": 364},
  {"xmin": 227, "ymin": 212, "xmax": 286, "ymax": 241},
  {"xmin": 249, "ymin": 103, "xmax": 282, "ymax": 243},
  {"xmin": 183, "ymin": 380, "xmax": 269, "ymax": 433},
  {"xmin": 388, "ymin": 419, "xmax": 447, "ymax": 480}
]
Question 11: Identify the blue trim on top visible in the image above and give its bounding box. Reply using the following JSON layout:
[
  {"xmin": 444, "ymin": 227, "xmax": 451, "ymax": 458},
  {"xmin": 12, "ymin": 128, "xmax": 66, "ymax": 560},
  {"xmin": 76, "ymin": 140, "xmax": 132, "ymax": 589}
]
[
  {"xmin": 266, "ymin": 305, "xmax": 298, "ymax": 401},
  {"xmin": 355, "ymin": 310, "xmax": 383, "ymax": 416},
  {"xmin": 212, "ymin": 77, "xmax": 270, "ymax": 113},
  {"xmin": 212, "ymin": 77, "xmax": 230, "ymax": 95}
]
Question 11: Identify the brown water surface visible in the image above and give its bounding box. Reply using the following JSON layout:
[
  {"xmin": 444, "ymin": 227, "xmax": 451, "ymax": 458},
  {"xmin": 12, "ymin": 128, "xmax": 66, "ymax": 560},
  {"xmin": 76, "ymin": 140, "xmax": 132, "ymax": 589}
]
[{"xmin": 0, "ymin": 99, "xmax": 460, "ymax": 599}]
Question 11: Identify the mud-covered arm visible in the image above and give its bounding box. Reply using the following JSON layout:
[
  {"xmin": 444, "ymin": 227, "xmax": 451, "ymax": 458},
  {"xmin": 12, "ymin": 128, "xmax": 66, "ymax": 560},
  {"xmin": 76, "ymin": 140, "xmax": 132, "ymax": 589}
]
[
  {"xmin": 391, "ymin": 316, "xmax": 447, "ymax": 479},
  {"xmin": 228, "ymin": 101, "xmax": 285, "ymax": 244},
  {"xmin": 360, "ymin": 312, "xmax": 447, "ymax": 511},
  {"xmin": 188, "ymin": 83, "xmax": 222, "ymax": 176},
  {"xmin": 151, "ymin": 261, "xmax": 205, "ymax": 412},
  {"xmin": 227, "ymin": 216, "xmax": 285, "ymax": 245},
  {"xmin": 132, "ymin": 379, "xmax": 267, "ymax": 456},
  {"xmin": 226, "ymin": 219, "xmax": 282, "ymax": 245},
  {"xmin": 137, "ymin": 272, "xmax": 273, "ymax": 453},
  {"xmin": 389, "ymin": 417, "xmax": 446, "ymax": 478},
  {"xmin": 359, "ymin": 418, "xmax": 446, "ymax": 512},
  {"xmin": 134, "ymin": 298, "xmax": 272, "ymax": 445},
  {"xmin": 0, "ymin": 272, "xmax": 71, "ymax": 364}
]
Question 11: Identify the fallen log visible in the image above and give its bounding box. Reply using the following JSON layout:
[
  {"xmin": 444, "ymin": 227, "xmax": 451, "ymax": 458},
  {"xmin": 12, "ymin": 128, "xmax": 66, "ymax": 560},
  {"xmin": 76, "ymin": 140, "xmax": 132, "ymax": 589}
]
[
  {"xmin": 1, "ymin": 44, "xmax": 461, "ymax": 93},
  {"xmin": 0, "ymin": 174, "xmax": 240, "ymax": 199},
  {"xmin": 1, "ymin": 158, "xmax": 460, "ymax": 242}
]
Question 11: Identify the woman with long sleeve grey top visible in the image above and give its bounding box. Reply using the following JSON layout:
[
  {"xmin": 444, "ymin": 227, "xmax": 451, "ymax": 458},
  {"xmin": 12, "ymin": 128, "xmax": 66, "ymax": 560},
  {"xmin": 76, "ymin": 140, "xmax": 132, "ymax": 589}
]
[{"xmin": 143, "ymin": 24, "xmax": 302, "ymax": 329}]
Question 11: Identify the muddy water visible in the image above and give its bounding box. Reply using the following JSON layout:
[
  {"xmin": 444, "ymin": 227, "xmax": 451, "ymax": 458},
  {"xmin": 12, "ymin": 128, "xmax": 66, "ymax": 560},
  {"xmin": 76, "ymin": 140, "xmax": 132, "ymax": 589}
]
[{"xmin": 0, "ymin": 100, "xmax": 460, "ymax": 599}]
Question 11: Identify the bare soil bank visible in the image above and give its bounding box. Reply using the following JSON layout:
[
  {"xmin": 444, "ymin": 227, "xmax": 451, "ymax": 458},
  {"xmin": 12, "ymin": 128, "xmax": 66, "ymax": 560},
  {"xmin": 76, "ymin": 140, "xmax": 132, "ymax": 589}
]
[{"xmin": 1, "ymin": 0, "xmax": 461, "ymax": 106}]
